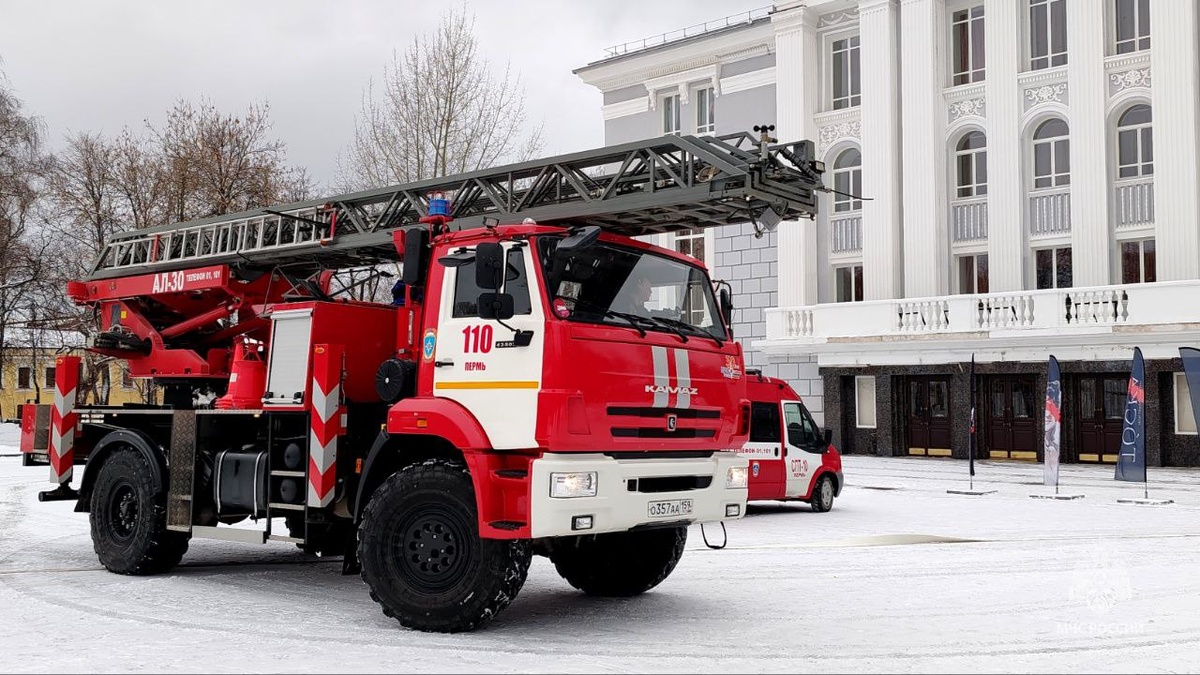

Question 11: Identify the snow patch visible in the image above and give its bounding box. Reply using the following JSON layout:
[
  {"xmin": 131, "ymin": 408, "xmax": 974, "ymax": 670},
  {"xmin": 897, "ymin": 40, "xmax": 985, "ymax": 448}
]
[{"xmin": 0, "ymin": 422, "xmax": 19, "ymax": 455}]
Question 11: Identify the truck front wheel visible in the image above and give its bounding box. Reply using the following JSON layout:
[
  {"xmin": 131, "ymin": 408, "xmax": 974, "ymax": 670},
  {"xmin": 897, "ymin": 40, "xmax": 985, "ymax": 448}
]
[
  {"xmin": 358, "ymin": 459, "xmax": 531, "ymax": 633},
  {"xmin": 90, "ymin": 447, "xmax": 189, "ymax": 575},
  {"xmin": 550, "ymin": 526, "xmax": 687, "ymax": 597}
]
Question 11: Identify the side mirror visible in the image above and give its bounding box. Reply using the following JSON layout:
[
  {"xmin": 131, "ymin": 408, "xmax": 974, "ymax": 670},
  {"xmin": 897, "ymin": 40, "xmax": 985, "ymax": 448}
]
[
  {"xmin": 823, "ymin": 428, "xmax": 833, "ymax": 449},
  {"xmin": 475, "ymin": 242, "xmax": 504, "ymax": 290},
  {"xmin": 719, "ymin": 287, "xmax": 733, "ymax": 328},
  {"xmin": 558, "ymin": 225, "xmax": 601, "ymax": 252},
  {"xmin": 402, "ymin": 227, "xmax": 430, "ymax": 286},
  {"xmin": 478, "ymin": 292, "xmax": 514, "ymax": 320}
]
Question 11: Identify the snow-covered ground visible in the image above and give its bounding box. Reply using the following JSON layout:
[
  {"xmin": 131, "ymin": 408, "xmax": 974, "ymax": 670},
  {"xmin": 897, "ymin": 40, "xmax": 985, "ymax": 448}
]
[
  {"xmin": 0, "ymin": 422, "xmax": 19, "ymax": 455},
  {"xmin": 2, "ymin": 448, "xmax": 1199, "ymax": 673}
]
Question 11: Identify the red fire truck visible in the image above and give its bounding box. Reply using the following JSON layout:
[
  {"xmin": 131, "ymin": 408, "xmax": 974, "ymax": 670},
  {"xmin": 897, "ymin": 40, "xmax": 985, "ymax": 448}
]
[
  {"xmin": 742, "ymin": 371, "xmax": 842, "ymax": 511},
  {"xmin": 21, "ymin": 132, "xmax": 824, "ymax": 632}
]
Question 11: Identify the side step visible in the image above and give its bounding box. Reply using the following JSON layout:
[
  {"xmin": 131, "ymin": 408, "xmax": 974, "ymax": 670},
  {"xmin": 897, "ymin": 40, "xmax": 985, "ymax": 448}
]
[
  {"xmin": 191, "ymin": 525, "xmax": 268, "ymax": 545},
  {"xmin": 38, "ymin": 485, "xmax": 79, "ymax": 502}
]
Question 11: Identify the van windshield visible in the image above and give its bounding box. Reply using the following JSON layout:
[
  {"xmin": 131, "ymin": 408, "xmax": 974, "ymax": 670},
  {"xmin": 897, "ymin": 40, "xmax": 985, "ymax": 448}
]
[{"xmin": 538, "ymin": 235, "xmax": 726, "ymax": 340}]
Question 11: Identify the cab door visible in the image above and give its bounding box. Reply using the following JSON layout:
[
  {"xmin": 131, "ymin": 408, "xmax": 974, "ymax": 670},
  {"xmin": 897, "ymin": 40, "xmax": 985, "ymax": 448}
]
[
  {"xmin": 782, "ymin": 400, "xmax": 825, "ymax": 498},
  {"xmin": 432, "ymin": 241, "xmax": 545, "ymax": 449},
  {"xmin": 742, "ymin": 401, "xmax": 786, "ymax": 500}
]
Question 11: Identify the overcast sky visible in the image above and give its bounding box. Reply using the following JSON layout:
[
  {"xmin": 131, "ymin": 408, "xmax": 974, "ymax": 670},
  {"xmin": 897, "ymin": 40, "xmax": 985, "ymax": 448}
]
[{"xmin": 0, "ymin": 0, "xmax": 766, "ymax": 190}]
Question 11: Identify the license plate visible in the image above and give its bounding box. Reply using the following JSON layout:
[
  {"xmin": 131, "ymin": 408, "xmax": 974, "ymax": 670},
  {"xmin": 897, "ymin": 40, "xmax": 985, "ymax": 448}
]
[{"xmin": 648, "ymin": 499, "xmax": 693, "ymax": 518}]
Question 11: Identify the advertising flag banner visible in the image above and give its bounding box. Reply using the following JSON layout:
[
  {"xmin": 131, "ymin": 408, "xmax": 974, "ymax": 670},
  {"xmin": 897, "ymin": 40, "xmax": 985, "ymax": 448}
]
[
  {"xmin": 1180, "ymin": 347, "xmax": 1200, "ymax": 435},
  {"xmin": 1115, "ymin": 347, "xmax": 1146, "ymax": 483},
  {"xmin": 1044, "ymin": 356, "xmax": 1062, "ymax": 487},
  {"xmin": 969, "ymin": 355, "xmax": 976, "ymax": 478}
]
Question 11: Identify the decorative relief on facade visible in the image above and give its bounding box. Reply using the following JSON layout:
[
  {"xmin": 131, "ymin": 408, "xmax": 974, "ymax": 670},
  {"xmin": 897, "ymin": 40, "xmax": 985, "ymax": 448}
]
[
  {"xmin": 817, "ymin": 8, "xmax": 859, "ymax": 30},
  {"xmin": 948, "ymin": 97, "xmax": 986, "ymax": 122},
  {"xmin": 818, "ymin": 120, "xmax": 861, "ymax": 155},
  {"xmin": 1023, "ymin": 83, "xmax": 1068, "ymax": 110},
  {"xmin": 1108, "ymin": 67, "xmax": 1151, "ymax": 96}
]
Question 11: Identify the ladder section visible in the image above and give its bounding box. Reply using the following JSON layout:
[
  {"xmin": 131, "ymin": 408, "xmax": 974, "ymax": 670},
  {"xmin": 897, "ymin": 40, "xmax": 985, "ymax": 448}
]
[
  {"xmin": 89, "ymin": 132, "xmax": 823, "ymax": 281},
  {"xmin": 96, "ymin": 204, "xmax": 329, "ymax": 276}
]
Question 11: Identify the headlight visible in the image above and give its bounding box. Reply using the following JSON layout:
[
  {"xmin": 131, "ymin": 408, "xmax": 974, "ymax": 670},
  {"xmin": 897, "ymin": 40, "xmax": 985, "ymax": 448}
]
[
  {"xmin": 725, "ymin": 466, "xmax": 748, "ymax": 489},
  {"xmin": 550, "ymin": 471, "xmax": 598, "ymax": 498}
]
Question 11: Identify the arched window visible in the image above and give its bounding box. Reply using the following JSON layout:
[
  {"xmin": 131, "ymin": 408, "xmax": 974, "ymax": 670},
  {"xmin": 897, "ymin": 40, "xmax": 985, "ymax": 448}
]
[
  {"xmin": 1032, "ymin": 118, "xmax": 1070, "ymax": 189},
  {"xmin": 1116, "ymin": 104, "xmax": 1153, "ymax": 178},
  {"xmin": 833, "ymin": 148, "xmax": 863, "ymax": 212},
  {"xmin": 956, "ymin": 131, "xmax": 988, "ymax": 198}
]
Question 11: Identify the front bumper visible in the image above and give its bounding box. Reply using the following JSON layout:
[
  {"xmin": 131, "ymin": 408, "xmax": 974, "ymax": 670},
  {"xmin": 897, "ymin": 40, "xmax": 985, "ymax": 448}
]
[{"xmin": 529, "ymin": 451, "xmax": 749, "ymax": 539}]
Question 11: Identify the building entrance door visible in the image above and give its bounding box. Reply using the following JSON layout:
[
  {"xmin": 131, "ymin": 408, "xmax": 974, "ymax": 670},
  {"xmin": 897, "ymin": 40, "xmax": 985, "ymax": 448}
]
[
  {"xmin": 1074, "ymin": 375, "xmax": 1125, "ymax": 463},
  {"xmin": 906, "ymin": 376, "xmax": 952, "ymax": 456},
  {"xmin": 987, "ymin": 376, "xmax": 1037, "ymax": 460}
]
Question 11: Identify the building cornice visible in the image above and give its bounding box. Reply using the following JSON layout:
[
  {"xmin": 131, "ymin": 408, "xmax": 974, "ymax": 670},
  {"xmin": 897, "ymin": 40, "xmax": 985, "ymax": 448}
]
[
  {"xmin": 576, "ymin": 23, "xmax": 774, "ymax": 92},
  {"xmin": 1104, "ymin": 50, "xmax": 1152, "ymax": 72},
  {"xmin": 1016, "ymin": 65, "xmax": 1068, "ymax": 88}
]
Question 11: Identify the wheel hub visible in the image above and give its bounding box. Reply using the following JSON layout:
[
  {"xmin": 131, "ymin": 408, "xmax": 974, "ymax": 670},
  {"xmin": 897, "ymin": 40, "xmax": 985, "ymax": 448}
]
[
  {"xmin": 397, "ymin": 512, "xmax": 467, "ymax": 592},
  {"xmin": 110, "ymin": 484, "xmax": 139, "ymax": 540}
]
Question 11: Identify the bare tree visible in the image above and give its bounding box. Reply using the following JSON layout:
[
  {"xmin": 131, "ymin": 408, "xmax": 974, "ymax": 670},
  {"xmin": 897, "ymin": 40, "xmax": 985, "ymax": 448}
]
[
  {"xmin": 38, "ymin": 98, "xmax": 313, "ymax": 402},
  {"xmin": 0, "ymin": 70, "xmax": 51, "ymax": 388},
  {"xmin": 111, "ymin": 128, "xmax": 170, "ymax": 231},
  {"xmin": 337, "ymin": 7, "xmax": 544, "ymax": 190},
  {"xmin": 152, "ymin": 99, "xmax": 314, "ymax": 220}
]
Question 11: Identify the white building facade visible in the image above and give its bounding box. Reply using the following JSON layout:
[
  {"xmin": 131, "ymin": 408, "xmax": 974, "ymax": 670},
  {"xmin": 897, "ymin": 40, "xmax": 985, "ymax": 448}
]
[{"xmin": 576, "ymin": 0, "xmax": 1200, "ymax": 467}]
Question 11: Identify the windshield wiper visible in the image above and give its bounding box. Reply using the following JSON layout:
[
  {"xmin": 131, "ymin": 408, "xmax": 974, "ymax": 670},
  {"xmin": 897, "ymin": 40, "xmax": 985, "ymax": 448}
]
[
  {"xmin": 645, "ymin": 315, "xmax": 724, "ymax": 347},
  {"xmin": 558, "ymin": 296, "xmax": 653, "ymax": 338}
]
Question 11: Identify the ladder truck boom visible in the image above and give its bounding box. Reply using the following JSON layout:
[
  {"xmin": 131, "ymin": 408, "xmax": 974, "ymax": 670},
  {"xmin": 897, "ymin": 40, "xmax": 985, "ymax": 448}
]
[
  {"xmin": 23, "ymin": 131, "xmax": 825, "ymax": 633},
  {"xmin": 88, "ymin": 132, "xmax": 821, "ymax": 280}
]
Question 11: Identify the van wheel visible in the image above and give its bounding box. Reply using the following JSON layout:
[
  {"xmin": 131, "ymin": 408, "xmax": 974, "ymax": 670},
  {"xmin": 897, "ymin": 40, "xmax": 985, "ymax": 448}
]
[
  {"xmin": 550, "ymin": 526, "xmax": 687, "ymax": 597},
  {"xmin": 358, "ymin": 459, "xmax": 531, "ymax": 633},
  {"xmin": 811, "ymin": 474, "xmax": 835, "ymax": 513},
  {"xmin": 90, "ymin": 446, "xmax": 189, "ymax": 575}
]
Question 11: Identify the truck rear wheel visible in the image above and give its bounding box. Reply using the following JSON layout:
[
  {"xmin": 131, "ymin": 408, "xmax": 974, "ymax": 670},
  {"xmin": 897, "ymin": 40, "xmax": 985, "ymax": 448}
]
[
  {"xmin": 550, "ymin": 526, "xmax": 687, "ymax": 597},
  {"xmin": 358, "ymin": 458, "xmax": 531, "ymax": 633},
  {"xmin": 90, "ymin": 447, "xmax": 189, "ymax": 575}
]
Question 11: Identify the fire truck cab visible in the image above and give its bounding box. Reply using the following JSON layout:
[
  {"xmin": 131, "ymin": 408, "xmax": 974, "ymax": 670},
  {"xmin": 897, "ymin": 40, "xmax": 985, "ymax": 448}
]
[{"xmin": 741, "ymin": 371, "xmax": 842, "ymax": 511}]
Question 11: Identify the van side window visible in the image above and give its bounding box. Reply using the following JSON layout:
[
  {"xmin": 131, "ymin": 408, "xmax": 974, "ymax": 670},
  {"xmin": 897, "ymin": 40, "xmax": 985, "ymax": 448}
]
[
  {"xmin": 783, "ymin": 402, "xmax": 818, "ymax": 448},
  {"xmin": 749, "ymin": 402, "xmax": 781, "ymax": 443}
]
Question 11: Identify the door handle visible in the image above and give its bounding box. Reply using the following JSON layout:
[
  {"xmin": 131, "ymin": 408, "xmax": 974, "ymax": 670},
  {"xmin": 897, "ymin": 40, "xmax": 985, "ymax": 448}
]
[{"xmin": 434, "ymin": 359, "xmax": 455, "ymax": 368}]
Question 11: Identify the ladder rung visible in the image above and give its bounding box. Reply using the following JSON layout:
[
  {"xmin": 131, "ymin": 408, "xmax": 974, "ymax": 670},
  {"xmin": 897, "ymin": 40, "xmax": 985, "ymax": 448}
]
[{"xmin": 268, "ymin": 502, "xmax": 306, "ymax": 511}]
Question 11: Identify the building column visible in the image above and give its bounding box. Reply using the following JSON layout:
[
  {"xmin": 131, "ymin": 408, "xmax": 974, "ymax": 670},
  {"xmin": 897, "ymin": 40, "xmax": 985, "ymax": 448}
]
[
  {"xmin": 859, "ymin": 0, "xmax": 903, "ymax": 300},
  {"xmin": 983, "ymin": 0, "xmax": 1023, "ymax": 291},
  {"xmin": 1151, "ymin": 2, "xmax": 1200, "ymax": 281},
  {"xmin": 900, "ymin": 0, "xmax": 948, "ymax": 298},
  {"xmin": 774, "ymin": 1, "xmax": 820, "ymax": 307},
  {"xmin": 1066, "ymin": 3, "xmax": 1110, "ymax": 287}
]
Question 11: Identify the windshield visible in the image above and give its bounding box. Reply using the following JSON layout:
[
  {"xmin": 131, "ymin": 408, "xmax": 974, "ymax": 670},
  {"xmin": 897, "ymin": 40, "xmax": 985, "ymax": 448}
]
[{"xmin": 538, "ymin": 235, "xmax": 726, "ymax": 340}]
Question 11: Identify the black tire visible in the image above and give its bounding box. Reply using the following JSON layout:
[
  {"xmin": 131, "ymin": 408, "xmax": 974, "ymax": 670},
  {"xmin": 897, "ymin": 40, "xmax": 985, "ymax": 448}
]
[
  {"xmin": 551, "ymin": 526, "xmax": 687, "ymax": 597},
  {"xmin": 286, "ymin": 514, "xmax": 352, "ymax": 557},
  {"xmin": 90, "ymin": 447, "xmax": 189, "ymax": 575},
  {"xmin": 358, "ymin": 458, "xmax": 531, "ymax": 633},
  {"xmin": 810, "ymin": 474, "xmax": 835, "ymax": 513}
]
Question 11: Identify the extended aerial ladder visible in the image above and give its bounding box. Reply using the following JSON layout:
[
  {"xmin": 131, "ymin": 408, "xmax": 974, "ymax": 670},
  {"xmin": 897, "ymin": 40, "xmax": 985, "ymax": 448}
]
[
  {"xmin": 87, "ymin": 132, "xmax": 823, "ymax": 282},
  {"xmin": 71, "ymin": 131, "xmax": 824, "ymax": 388}
]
